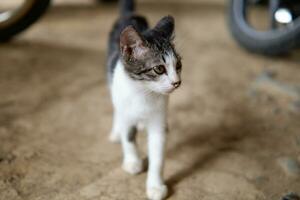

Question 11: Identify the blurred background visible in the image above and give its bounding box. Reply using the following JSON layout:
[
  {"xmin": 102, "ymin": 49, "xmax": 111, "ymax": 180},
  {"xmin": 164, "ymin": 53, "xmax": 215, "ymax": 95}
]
[{"xmin": 0, "ymin": 0, "xmax": 300, "ymax": 199}]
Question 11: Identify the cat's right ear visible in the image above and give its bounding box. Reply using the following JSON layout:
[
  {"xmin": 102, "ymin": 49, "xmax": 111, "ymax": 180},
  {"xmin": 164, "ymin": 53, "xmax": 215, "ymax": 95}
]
[
  {"xmin": 120, "ymin": 26, "xmax": 148, "ymax": 60},
  {"xmin": 153, "ymin": 15, "xmax": 175, "ymax": 41}
]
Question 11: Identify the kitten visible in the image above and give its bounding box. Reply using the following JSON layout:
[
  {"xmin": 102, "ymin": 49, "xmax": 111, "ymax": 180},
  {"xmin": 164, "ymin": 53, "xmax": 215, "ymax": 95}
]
[{"xmin": 106, "ymin": 0, "xmax": 182, "ymax": 199}]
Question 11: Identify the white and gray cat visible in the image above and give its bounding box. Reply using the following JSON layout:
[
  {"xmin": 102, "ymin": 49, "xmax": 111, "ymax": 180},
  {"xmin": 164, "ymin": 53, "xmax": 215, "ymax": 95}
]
[{"xmin": 106, "ymin": 0, "xmax": 182, "ymax": 199}]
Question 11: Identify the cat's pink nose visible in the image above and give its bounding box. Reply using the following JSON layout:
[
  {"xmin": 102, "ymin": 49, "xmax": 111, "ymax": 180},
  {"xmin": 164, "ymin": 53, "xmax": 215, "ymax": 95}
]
[{"xmin": 172, "ymin": 81, "xmax": 181, "ymax": 88}]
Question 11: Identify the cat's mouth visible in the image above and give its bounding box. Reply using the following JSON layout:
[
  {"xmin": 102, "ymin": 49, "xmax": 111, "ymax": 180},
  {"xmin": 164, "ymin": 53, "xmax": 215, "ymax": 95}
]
[{"xmin": 164, "ymin": 87, "xmax": 178, "ymax": 94}]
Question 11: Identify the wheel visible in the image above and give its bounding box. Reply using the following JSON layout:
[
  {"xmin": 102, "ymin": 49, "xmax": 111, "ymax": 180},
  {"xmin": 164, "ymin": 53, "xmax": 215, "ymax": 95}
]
[
  {"xmin": 228, "ymin": 0, "xmax": 300, "ymax": 55},
  {"xmin": 95, "ymin": 0, "xmax": 118, "ymax": 4},
  {"xmin": 0, "ymin": 0, "xmax": 51, "ymax": 42}
]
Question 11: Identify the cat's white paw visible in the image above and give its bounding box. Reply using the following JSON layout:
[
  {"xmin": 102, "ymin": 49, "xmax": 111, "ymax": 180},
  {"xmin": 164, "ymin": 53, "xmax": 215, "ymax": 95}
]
[
  {"xmin": 147, "ymin": 185, "xmax": 168, "ymax": 200},
  {"xmin": 109, "ymin": 132, "xmax": 120, "ymax": 143},
  {"xmin": 122, "ymin": 159, "xmax": 143, "ymax": 175}
]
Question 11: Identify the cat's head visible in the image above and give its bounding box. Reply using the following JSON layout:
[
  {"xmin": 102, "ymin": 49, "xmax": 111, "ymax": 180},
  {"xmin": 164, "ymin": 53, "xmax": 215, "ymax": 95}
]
[{"xmin": 120, "ymin": 16, "xmax": 182, "ymax": 95}]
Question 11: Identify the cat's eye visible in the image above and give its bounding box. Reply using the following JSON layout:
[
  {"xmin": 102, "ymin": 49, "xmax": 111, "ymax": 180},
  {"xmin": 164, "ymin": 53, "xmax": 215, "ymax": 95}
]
[
  {"xmin": 176, "ymin": 62, "xmax": 182, "ymax": 72},
  {"xmin": 153, "ymin": 65, "xmax": 166, "ymax": 75}
]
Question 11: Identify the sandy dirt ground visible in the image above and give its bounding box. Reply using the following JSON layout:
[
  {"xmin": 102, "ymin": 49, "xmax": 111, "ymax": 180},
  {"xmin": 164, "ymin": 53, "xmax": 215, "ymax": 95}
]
[{"xmin": 1, "ymin": 0, "xmax": 300, "ymax": 199}]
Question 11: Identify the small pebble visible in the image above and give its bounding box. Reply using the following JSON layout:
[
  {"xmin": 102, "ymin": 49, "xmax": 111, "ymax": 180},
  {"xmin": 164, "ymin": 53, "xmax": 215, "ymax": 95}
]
[
  {"xmin": 0, "ymin": 153, "xmax": 16, "ymax": 164},
  {"xmin": 258, "ymin": 69, "xmax": 277, "ymax": 81},
  {"xmin": 273, "ymin": 107, "xmax": 281, "ymax": 115},
  {"xmin": 289, "ymin": 101, "xmax": 300, "ymax": 113},
  {"xmin": 277, "ymin": 157, "xmax": 300, "ymax": 177},
  {"xmin": 281, "ymin": 192, "xmax": 300, "ymax": 200},
  {"xmin": 295, "ymin": 136, "xmax": 300, "ymax": 147},
  {"xmin": 254, "ymin": 176, "xmax": 268, "ymax": 185}
]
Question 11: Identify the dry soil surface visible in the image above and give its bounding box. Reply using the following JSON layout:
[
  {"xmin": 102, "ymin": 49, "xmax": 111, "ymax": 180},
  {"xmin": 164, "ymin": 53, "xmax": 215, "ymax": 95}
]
[{"xmin": 1, "ymin": 1, "xmax": 300, "ymax": 200}]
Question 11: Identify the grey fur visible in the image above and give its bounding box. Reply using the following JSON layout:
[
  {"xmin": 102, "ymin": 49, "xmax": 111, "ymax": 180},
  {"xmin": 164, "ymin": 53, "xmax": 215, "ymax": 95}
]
[
  {"xmin": 106, "ymin": 1, "xmax": 181, "ymax": 83},
  {"xmin": 128, "ymin": 126, "xmax": 137, "ymax": 142}
]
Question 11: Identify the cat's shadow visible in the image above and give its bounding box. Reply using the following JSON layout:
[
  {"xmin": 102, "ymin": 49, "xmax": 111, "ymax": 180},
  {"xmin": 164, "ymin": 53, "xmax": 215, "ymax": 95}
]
[{"xmin": 164, "ymin": 103, "xmax": 263, "ymax": 198}]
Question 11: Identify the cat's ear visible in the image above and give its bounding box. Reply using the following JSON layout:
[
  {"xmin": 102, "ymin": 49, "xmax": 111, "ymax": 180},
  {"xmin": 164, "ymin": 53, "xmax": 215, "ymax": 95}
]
[
  {"xmin": 120, "ymin": 26, "xmax": 148, "ymax": 59},
  {"xmin": 153, "ymin": 15, "xmax": 175, "ymax": 41}
]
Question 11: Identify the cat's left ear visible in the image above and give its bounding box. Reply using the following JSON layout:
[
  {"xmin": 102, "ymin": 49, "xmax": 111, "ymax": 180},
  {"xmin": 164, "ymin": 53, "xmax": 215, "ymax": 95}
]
[{"xmin": 153, "ymin": 15, "xmax": 175, "ymax": 41}]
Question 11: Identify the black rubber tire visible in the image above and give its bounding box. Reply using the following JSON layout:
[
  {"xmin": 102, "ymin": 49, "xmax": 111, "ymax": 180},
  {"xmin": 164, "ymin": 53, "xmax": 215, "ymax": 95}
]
[
  {"xmin": 95, "ymin": 0, "xmax": 118, "ymax": 4},
  {"xmin": 0, "ymin": 0, "xmax": 51, "ymax": 42},
  {"xmin": 228, "ymin": 0, "xmax": 300, "ymax": 56}
]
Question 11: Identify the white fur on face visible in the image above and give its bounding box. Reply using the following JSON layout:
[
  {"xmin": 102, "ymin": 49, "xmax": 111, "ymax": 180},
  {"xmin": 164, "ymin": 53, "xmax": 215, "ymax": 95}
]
[{"xmin": 145, "ymin": 51, "xmax": 181, "ymax": 94}]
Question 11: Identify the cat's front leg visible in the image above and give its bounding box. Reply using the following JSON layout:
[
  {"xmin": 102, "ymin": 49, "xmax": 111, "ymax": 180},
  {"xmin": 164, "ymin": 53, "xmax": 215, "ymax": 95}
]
[
  {"xmin": 146, "ymin": 120, "xmax": 168, "ymax": 200},
  {"xmin": 120, "ymin": 122, "xmax": 143, "ymax": 175},
  {"xmin": 109, "ymin": 111, "xmax": 121, "ymax": 143}
]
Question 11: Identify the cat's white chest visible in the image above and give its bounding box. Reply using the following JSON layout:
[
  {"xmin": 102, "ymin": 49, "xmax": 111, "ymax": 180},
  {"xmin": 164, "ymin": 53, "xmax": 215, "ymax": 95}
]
[{"xmin": 111, "ymin": 61, "xmax": 166, "ymax": 122}]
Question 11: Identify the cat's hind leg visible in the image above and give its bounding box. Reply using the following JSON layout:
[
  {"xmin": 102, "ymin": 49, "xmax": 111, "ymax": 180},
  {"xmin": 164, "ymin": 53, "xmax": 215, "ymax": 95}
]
[
  {"xmin": 109, "ymin": 112, "xmax": 121, "ymax": 143},
  {"xmin": 121, "ymin": 124, "xmax": 143, "ymax": 175}
]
